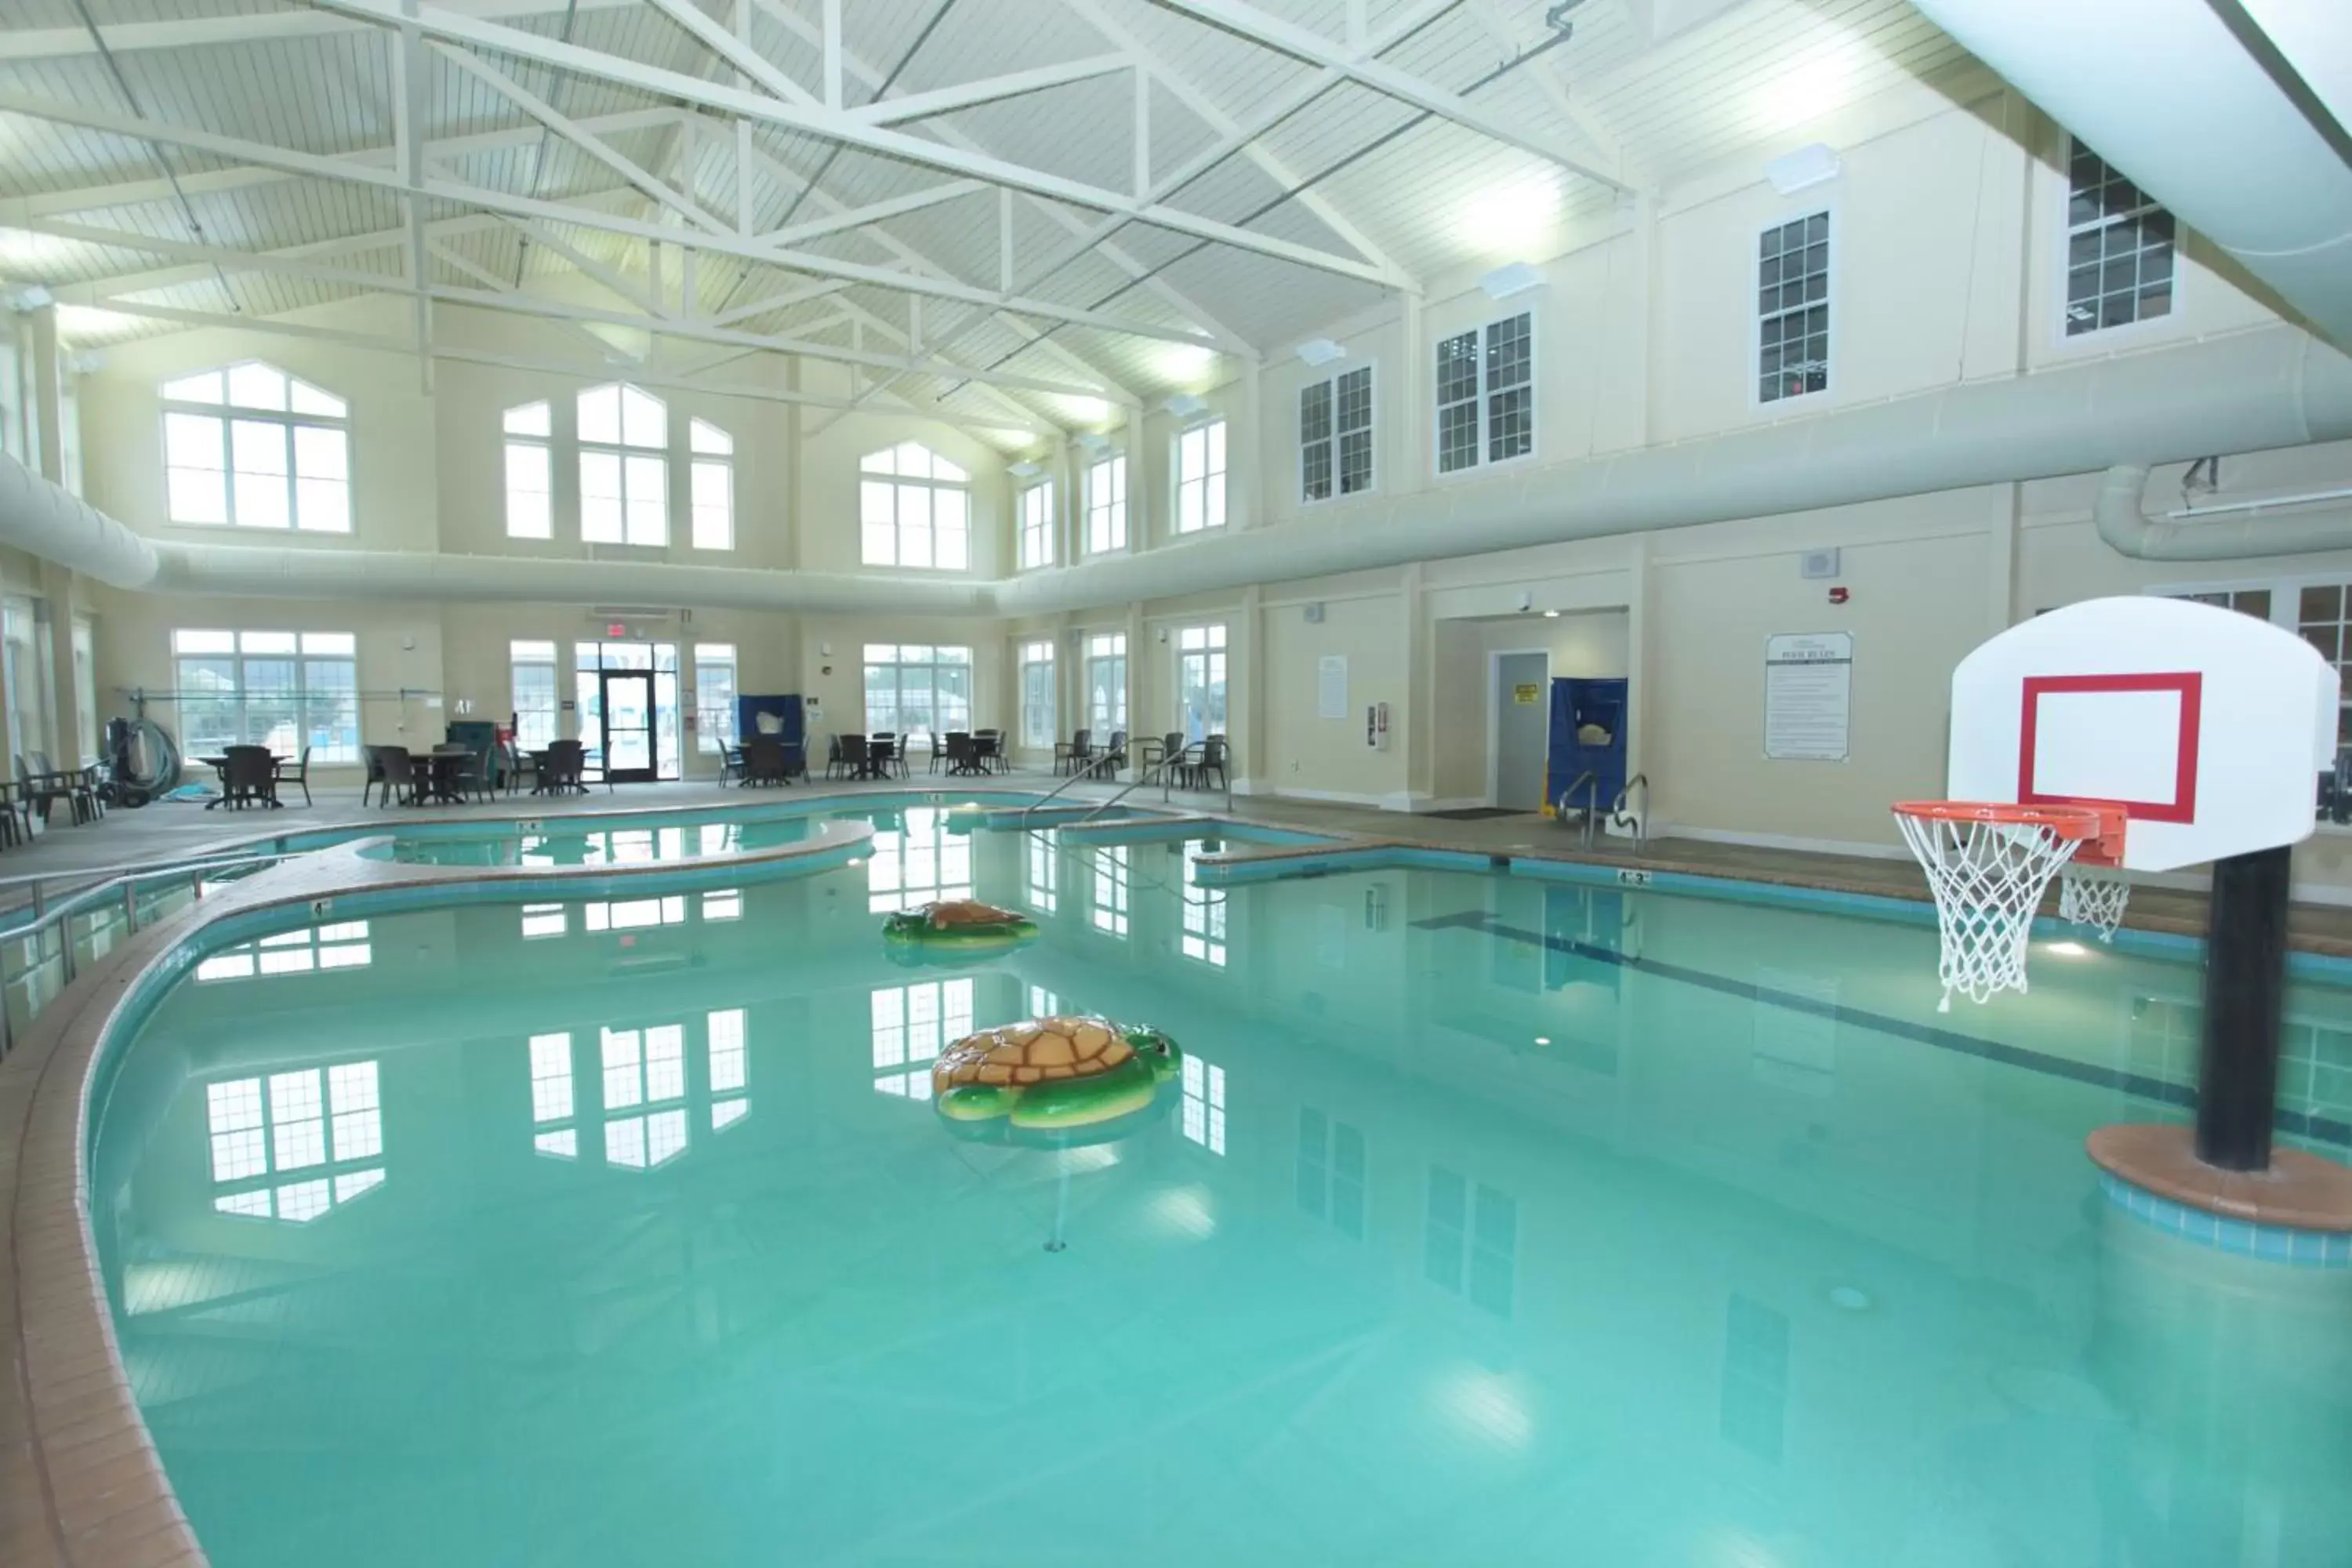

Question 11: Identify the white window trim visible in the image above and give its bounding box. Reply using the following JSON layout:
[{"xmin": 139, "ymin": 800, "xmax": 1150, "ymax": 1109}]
[
  {"xmin": 578, "ymin": 383, "xmax": 670, "ymax": 549},
  {"xmin": 503, "ymin": 402, "xmax": 552, "ymax": 541},
  {"xmin": 858, "ymin": 448, "xmax": 974, "ymax": 572},
  {"xmin": 1172, "ymin": 419, "xmax": 1229, "ymax": 536},
  {"xmin": 160, "ymin": 365, "xmax": 353, "ymax": 533},
  {"xmin": 2053, "ymin": 135, "xmax": 2184, "ymax": 349},
  {"xmin": 1083, "ymin": 631, "xmax": 1128, "ymax": 735},
  {"xmin": 172, "ymin": 628, "xmax": 361, "ymax": 762},
  {"xmin": 1432, "ymin": 308, "xmax": 1538, "ymax": 481},
  {"xmin": 1300, "ymin": 362, "xmax": 1377, "ymax": 507},
  {"xmin": 693, "ymin": 642, "xmax": 738, "ymax": 753},
  {"xmin": 1018, "ymin": 478, "xmax": 1056, "ymax": 571},
  {"xmin": 1018, "ymin": 639, "xmax": 1056, "ymax": 750},
  {"xmin": 689, "ymin": 419, "xmax": 735, "ymax": 552},
  {"xmin": 1085, "ymin": 452, "xmax": 1128, "ymax": 556},
  {"xmin": 1750, "ymin": 207, "xmax": 1837, "ymax": 412}
]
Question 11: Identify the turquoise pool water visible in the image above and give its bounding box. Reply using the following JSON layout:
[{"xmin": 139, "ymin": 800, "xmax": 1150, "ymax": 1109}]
[
  {"xmin": 357, "ymin": 813, "xmax": 820, "ymax": 866},
  {"xmin": 89, "ymin": 811, "xmax": 2352, "ymax": 1566}
]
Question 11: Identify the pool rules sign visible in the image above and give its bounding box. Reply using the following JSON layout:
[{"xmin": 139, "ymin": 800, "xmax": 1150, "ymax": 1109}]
[{"xmin": 1764, "ymin": 633, "xmax": 1853, "ymax": 761}]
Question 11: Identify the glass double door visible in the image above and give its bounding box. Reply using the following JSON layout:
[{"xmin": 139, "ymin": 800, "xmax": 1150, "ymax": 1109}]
[{"xmin": 575, "ymin": 641, "xmax": 680, "ymax": 782}]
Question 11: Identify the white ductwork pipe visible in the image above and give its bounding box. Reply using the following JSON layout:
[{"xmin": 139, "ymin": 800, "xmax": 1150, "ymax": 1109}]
[
  {"xmin": 152, "ymin": 543, "xmax": 994, "ymax": 617},
  {"xmin": 998, "ymin": 328, "xmax": 2352, "ymax": 613},
  {"xmin": 0, "ymin": 450, "xmax": 158, "ymax": 589},
  {"xmin": 1907, "ymin": 0, "xmax": 2352, "ymax": 352},
  {"xmin": 91, "ymin": 328, "xmax": 2352, "ymax": 614},
  {"xmin": 2094, "ymin": 463, "xmax": 2352, "ymax": 560}
]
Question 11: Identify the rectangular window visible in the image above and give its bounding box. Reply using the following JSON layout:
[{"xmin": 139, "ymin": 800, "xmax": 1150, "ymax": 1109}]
[
  {"xmin": 859, "ymin": 444, "xmax": 971, "ymax": 570},
  {"xmin": 1758, "ymin": 212, "xmax": 1830, "ymax": 403},
  {"xmin": 2066, "ymin": 141, "xmax": 2176, "ymax": 336},
  {"xmin": 2, "ymin": 597, "xmax": 48, "ymax": 765},
  {"xmin": 203, "ymin": 1058, "xmax": 383, "ymax": 1221},
  {"xmin": 1436, "ymin": 312, "xmax": 1533, "ymax": 474},
  {"xmin": 1020, "ymin": 639, "xmax": 1055, "ymax": 750},
  {"xmin": 1086, "ymin": 454, "xmax": 1127, "ymax": 554},
  {"xmin": 172, "ymin": 628, "xmax": 358, "ymax": 762},
  {"xmin": 1176, "ymin": 623, "xmax": 1227, "ymax": 743},
  {"xmin": 866, "ymin": 807, "xmax": 974, "ymax": 915},
  {"xmin": 690, "ymin": 419, "xmax": 734, "ymax": 550},
  {"xmin": 510, "ymin": 639, "xmax": 558, "ymax": 750},
  {"xmin": 1301, "ymin": 366, "xmax": 1374, "ymax": 503},
  {"xmin": 162, "ymin": 364, "xmax": 350, "ymax": 532},
  {"xmin": 1180, "ymin": 1054, "xmax": 1226, "ymax": 1152},
  {"xmin": 1018, "ymin": 481, "xmax": 1054, "ymax": 570},
  {"xmin": 694, "ymin": 642, "xmax": 737, "ymax": 754},
  {"xmin": 1174, "ymin": 420, "xmax": 1227, "ymax": 534},
  {"xmin": 1085, "ymin": 633, "xmax": 1127, "ymax": 735},
  {"xmin": 1181, "ymin": 840, "xmax": 1227, "ymax": 967},
  {"xmin": 503, "ymin": 401, "xmax": 551, "ymax": 539},
  {"xmin": 862, "ymin": 644, "xmax": 973, "ymax": 742},
  {"xmin": 1092, "ymin": 844, "xmax": 1130, "ymax": 937}
]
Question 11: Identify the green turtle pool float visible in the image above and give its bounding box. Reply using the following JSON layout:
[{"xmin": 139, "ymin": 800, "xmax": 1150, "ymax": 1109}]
[
  {"xmin": 882, "ymin": 898, "xmax": 1038, "ymax": 957},
  {"xmin": 932, "ymin": 1014, "xmax": 1181, "ymax": 1135}
]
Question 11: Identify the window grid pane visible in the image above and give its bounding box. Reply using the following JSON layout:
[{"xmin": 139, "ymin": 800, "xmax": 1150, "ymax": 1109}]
[
  {"xmin": 1757, "ymin": 215, "xmax": 1831, "ymax": 403},
  {"xmin": 2065, "ymin": 142, "xmax": 2176, "ymax": 336},
  {"xmin": 859, "ymin": 445, "xmax": 972, "ymax": 571},
  {"xmin": 163, "ymin": 365, "xmax": 350, "ymax": 532}
]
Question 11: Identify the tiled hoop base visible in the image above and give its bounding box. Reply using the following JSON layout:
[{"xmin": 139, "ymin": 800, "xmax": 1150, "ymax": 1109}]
[{"xmin": 2089, "ymin": 1123, "xmax": 2352, "ymax": 1268}]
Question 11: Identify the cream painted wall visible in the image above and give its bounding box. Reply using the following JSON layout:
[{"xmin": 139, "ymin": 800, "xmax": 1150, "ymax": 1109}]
[
  {"xmin": 1259, "ymin": 591, "xmax": 1408, "ymax": 805},
  {"xmin": 1432, "ymin": 611, "xmax": 1632, "ymax": 804},
  {"xmin": 797, "ymin": 407, "xmax": 1011, "ymax": 578}
]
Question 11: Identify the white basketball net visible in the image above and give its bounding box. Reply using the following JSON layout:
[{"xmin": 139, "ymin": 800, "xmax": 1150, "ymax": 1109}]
[
  {"xmin": 1894, "ymin": 810, "xmax": 2088, "ymax": 1011},
  {"xmin": 2058, "ymin": 862, "xmax": 2132, "ymax": 942}
]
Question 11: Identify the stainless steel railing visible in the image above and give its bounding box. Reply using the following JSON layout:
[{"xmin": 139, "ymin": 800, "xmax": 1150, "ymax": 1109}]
[
  {"xmin": 0, "ymin": 848, "xmax": 304, "ymax": 1062},
  {"xmin": 1610, "ymin": 773, "xmax": 1650, "ymax": 855}
]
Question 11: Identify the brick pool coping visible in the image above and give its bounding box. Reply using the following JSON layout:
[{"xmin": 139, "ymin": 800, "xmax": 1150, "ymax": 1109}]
[{"xmin": 4, "ymin": 792, "xmax": 2348, "ymax": 1566}]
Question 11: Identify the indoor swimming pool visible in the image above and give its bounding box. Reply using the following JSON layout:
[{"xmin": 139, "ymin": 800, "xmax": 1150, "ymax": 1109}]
[{"xmin": 86, "ymin": 810, "xmax": 2352, "ymax": 1566}]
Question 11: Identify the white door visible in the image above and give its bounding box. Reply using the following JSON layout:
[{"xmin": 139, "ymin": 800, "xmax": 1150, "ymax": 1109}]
[{"xmin": 1494, "ymin": 652, "xmax": 1549, "ymax": 811}]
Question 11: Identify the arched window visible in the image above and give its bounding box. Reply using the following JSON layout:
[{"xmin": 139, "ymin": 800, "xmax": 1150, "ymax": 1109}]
[
  {"xmin": 162, "ymin": 361, "xmax": 350, "ymax": 532},
  {"xmin": 859, "ymin": 441, "xmax": 970, "ymax": 570},
  {"xmin": 689, "ymin": 418, "xmax": 733, "ymax": 550},
  {"xmin": 503, "ymin": 401, "xmax": 551, "ymax": 539},
  {"xmin": 578, "ymin": 383, "xmax": 666, "ymax": 546}
]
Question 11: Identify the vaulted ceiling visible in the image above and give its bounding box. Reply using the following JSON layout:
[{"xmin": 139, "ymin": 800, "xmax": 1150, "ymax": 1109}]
[{"xmin": 0, "ymin": 0, "xmax": 1974, "ymax": 442}]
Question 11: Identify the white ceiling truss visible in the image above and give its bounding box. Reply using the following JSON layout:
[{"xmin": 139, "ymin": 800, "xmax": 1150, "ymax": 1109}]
[{"xmin": 0, "ymin": 0, "xmax": 1975, "ymax": 440}]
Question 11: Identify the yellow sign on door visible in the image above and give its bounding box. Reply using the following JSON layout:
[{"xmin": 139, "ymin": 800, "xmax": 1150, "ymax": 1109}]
[{"xmin": 1514, "ymin": 684, "xmax": 1541, "ymax": 705}]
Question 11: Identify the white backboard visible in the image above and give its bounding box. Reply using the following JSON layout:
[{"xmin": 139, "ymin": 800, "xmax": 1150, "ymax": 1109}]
[{"xmin": 1947, "ymin": 597, "xmax": 2337, "ymax": 871}]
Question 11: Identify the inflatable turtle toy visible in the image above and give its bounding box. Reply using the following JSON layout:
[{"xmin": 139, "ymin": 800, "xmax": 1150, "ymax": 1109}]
[
  {"xmin": 932, "ymin": 1015, "xmax": 1181, "ymax": 1141},
  {"xmin": 882, "ymin": 898, "xmax": 1038, "ymax": 961}
]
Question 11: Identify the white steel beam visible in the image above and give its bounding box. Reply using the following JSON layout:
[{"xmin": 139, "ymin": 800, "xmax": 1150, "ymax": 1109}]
[
  {"xmin": 1150, "ymin": 0, "xmax": 1632, "ymax": 194},
  {"xmin": 851, "ymin": 54, "xmax": 1137, "ymax": 126},
  {"xmin": 303, "ymin": 0, "xmax": 1408, "ymax": 286},
  {"xmin": 639, "ymin": 0, "xmax": 818, "ymax": 108},
  {"xmin": 0, "ymin": 91, "xmax": 1222, "ymax": 347},
  {"xmin": 760, "ymin": 180, "xmax": 984, "ymax": 247},
  {"xmin": 0, "ymin": 0, "xmax": 635, "ymax": 61}
]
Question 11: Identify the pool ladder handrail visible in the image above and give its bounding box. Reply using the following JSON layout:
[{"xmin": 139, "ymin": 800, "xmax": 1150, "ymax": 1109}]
[
  {"xmin": 1557, "ymin": 771, "xmax": 1601, "ymax": 848},
  {"xmin": 0, "ymin": 848, "xmax": 309, "ymax": 1063},
  {"xmin": 1074, "ymin": 750, "xmax": 1190, "ymax": 826},
  {"xmin": 1610, "ymin": 773, "xmax": 1650, "ymax": 855},
  {"xmin": 1014, "ymin": 750, "xmax": 1120, "ymax": 832}
]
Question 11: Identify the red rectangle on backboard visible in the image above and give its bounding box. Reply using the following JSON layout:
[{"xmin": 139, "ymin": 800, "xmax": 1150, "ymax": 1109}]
[{"xmin": 2017, "ymin": 672, "xmax": 2201, "ymax": 824}]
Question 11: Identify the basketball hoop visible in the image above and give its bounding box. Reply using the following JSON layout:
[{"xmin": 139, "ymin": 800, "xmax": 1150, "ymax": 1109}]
[
  {"xmin": 2058, "ymin": 862, "xmax": 2132, "ymax": 941},
  {"xmin": 1893, "ymin": 800, "xmax": 2124, "ymax": 1011}
]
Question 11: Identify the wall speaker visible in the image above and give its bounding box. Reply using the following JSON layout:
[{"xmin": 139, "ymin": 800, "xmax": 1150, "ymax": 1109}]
[
  {"xmin": 1304, "ymin": 602, "xmax": 1326, "ymax": 623},
  {"xmin": 1799, "ymin": 548, "xmax": 1841, "ymax": 580}
]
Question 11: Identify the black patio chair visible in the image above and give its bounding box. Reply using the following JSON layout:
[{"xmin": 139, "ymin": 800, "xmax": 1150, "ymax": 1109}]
[
  {"xmin": 1054, "ymin": 729, "xmax": 1093, "ymax": 777},
  {"xmin": 742, "ymin": 738, "xmax": 790, "ymax": 787},
  {"xmin": 274, "ymin": 744, "xmax": 314, "ymax": 806},
  {"xmin": 223, "ymin": 745, "xmax": 279, "ymax": 809},
  {"xmin": 376, "ymin": 748, "xmax": 419, "ymax": 807},
  {"xmin": 543, "ymin": 740, "xmax": 587, "ymax": 795},
  {"xmin": 1181, "ymin": 735, "xmax": 1229, "ymax": 793}
]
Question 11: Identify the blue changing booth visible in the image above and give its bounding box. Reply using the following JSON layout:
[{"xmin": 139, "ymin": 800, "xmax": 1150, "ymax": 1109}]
[
  {"xmin": 1544, "ymin": 677, "xmax": 1628, "ymax": 818},
  {"xmin": 734, "ymin": 695, "xmax": 809, "ymax": 775}
]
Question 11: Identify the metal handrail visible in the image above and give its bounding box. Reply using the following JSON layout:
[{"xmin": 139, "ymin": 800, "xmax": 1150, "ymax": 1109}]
[
  {"xmin": 1076, "ymin": 752, "xmax": 1184, "ymax": 826},
  {"xmin": 1556, "ymin": 770, "xmax": 1599, "ymax": 847},
  {"xmin": 1015, "ymin": 752, "xmax": 1120, "ymax": 831},
  {"xmin": 1610, "ymin": 773, "xmax": 1650, "ymax": 855},
  {"xmin": 0, "ymin": 849, "xmax": 304, "ymax": 1062}
]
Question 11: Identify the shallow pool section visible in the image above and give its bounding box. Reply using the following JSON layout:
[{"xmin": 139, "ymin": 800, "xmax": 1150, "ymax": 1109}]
[{"xmin": 91, "ymin": 811, "xmax": 2352, "ymax": 1566}]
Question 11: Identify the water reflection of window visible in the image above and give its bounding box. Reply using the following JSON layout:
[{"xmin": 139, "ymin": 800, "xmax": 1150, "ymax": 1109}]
[
  {"xmin": 196, "ymin": 920, "xmax": 371, "ymax": 981},
  {"xmin": 1179, "ymin": 1054, "xmax": 1225, "ymax": 1154},
  {"xmin": 702, "ymin": 888, "xmax": 742, "ymax": 921},
  {"xmin": 873, "ymin": 979, "xmax": 972, "ymax": 1099},
  {"xmin": 603, "ymin": 1023, "xmax": 688, "ymax": 1168},
  {"xmin": 584, "ymin": 895, "xmax": 688, "ymax": 931},
  {"xmin": 1029, "ymin": 985, "xmax": 1058, "ymax": 1016},
  {"xmin": 1180, "ymin": 841, "xmax": 1226, "ymax": 967},
  {"xmin": 710, "ymin": 1007, "xmax": 749, "ymax": 1130},
  {"xmin": 1722, "ymin": 1296, "xmax": 1789, "ymax": 1464},
  {"xmin": 521, "ymin": 903, "xmax": 568, "ymax": 939},
  {"xmin": 529, "ymin": 1033, "xmax": 577, "ymax": 1158},
  {"xmin": 1297, "ymin": 1109, "xmax": 1364, "ymax": 1240},
  {"xmin": 207, "ymin": 1061, "xmax": 383, "ymax": 1221},
  {"xmin": 1025, "ymin": 833, "xmax": 1058, "ymax": 913},
  {"xmin": 1091, "ymin": 845, "xmax": 1129, "ymax": 936},
  {"xmin": 1425, "ymin": 1167, "xmax": 1515, "ymax": 1318},
  {"xmin": 867, "ymin": 807, "xmax": 972, "ymax": 914}
]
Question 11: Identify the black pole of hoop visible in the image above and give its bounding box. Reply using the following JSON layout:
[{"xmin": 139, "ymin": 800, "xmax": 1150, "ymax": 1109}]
[{"xmin": 2194, "ymin": 844, "xmax": 2294, "ymax": 1171}]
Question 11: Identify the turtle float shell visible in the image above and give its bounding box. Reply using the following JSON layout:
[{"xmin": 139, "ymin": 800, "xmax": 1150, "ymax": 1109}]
[{"xmin": 932, "ymin": 1016, "xmax": 1136, "ymax": 1091}]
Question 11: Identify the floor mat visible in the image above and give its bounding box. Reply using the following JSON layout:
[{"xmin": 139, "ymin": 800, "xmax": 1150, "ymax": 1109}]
[{"xmin": 1421, "ymin": 807, "xmax": 1537, "ymax": 821}]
